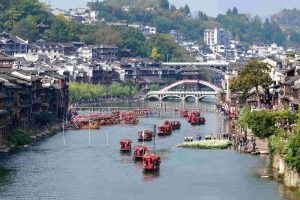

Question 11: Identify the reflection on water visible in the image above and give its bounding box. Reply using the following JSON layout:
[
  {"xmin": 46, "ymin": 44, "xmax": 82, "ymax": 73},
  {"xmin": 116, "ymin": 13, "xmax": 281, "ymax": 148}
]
[
  {"xmin": 143, "ymin": 171, "xmax": 160, "ymax": 182},
  {"xmin": 0, "ymin": 167, "xmax": 13, "ymax": 189}
]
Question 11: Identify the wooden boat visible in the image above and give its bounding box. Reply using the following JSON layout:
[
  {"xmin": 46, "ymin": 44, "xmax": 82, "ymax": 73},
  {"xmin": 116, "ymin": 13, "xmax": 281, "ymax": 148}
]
[
  {"xmin": 190, "ymin": 116, "xmax": 205, "ymax": 125},
  {"xmin": 133, "ymin": 146, "xmax": 148, "ymax": 160},
  {"xmin": 165, "ymin": 120, "xmax": 181, "ymax": 130},
  {"xmin": 74, "ymin": 119, "xmax": 100, "ymax": 129},
  {"xmin": 157, "ymin": 124, "xmax": 172, "ymax": 136},
  {"xmin": 143, "ymin": 154, "xmax": 161, "ymax": 171},
  {"xmin": 122, "ymin": 113, "xmax": 139, "ymax": 125},
  {"xmin": 120, "ymin": 139, "xmax": 133, "ymax": 152},
  {"xmin": 138, "ymin": 130, "xmax": 153, "ymax": 141},
  {"xmin": 180, "ymin": 110, "xmax": 189, "ymax": 118},
  {"xmin": 124, "ymin": 117, "xmax": 139, "ymax": 125}
]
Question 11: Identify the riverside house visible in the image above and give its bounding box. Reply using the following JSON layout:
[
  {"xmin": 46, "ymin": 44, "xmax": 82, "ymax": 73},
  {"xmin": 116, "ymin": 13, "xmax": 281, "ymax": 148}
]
[{"xmin": 0, "ymin": 63, "xmax": 69, "ymax": 146}]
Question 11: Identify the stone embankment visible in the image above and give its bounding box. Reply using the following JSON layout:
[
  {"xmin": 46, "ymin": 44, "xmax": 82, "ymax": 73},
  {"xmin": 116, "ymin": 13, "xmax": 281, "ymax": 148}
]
[{"xmin": 273, "ymin": 154, "xmax": 300, "ymax": 189}]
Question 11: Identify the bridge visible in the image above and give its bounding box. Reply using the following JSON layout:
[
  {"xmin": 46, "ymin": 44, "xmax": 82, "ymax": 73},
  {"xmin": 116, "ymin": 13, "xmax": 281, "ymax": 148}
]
[
  {"xmin": 162, "ymin": 61, "xmax": 229, "ymax": 72},
  {"xmin": 147, "ymin": 80, "xmax": 224, "ymax": 101}
]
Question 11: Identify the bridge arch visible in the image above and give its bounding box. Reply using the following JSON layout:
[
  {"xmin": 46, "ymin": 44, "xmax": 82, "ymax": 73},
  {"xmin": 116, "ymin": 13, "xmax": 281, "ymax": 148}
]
[
  {"xmin": 160, "ymin": 80, "xmax": 223, "ymax": 93},
  {"xmin": 161, "ymin": 95, "xmax": 183, "ymax": 101}
]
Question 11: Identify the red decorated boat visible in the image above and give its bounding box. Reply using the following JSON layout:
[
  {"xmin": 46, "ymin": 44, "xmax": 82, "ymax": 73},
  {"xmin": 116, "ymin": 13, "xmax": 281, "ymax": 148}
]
[
  {"xmin": 143, "ymin": 154, "xmax": 161, "ymax": 171},
  {"xmin": 157, "ymin": 124, "xmax": 172, "ymax": 136},
  {"xmin": 73, "ymin": 119, "xmax": 100, "ymax": 129},
  {"xmin": 180, "ymin": 110, "xmax": 189, "ymax": 118},
  {"xmin": 189, "ymin": 116, "xmax": 205, "ymax": 125},
  {"xmin": 133, "ymin": 146, "xmax": 148, "ymax": 160},
  {"xmin": 122, "ymin": 113, "xmax": 139, "ymax": 125},
  {"xmin": 120, "ymin": 139, "xmax": 133, "ymax": 152},
  {"xmin": 138, "ymin": 130, "xmax": 153, "ymax": 141},
  {"xmin": 165, "ymin": 120, "xmax": 181, "ymax": 130}
]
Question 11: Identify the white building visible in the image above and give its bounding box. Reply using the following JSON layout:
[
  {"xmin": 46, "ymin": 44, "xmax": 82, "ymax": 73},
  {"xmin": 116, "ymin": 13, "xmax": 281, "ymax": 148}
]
[
  {"xmin": 204, "ymin": 28, "xmax": 229, "ymax": 53},
  {"xmin": 90, "ymin": 11, "xmax": 99, "ymax": 19},
  {"xmin": 140, "ymin": 26, "xmax": 156, "ymax": 37}
]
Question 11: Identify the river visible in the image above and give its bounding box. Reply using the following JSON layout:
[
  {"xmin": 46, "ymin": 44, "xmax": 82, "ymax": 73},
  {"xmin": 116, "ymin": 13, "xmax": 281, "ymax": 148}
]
[{"xmin": 0, "ymin": 101, "xmax": 298, "ymax": 200}]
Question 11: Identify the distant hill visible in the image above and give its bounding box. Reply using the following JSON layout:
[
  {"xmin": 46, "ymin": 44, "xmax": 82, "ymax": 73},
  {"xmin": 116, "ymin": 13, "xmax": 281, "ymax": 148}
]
[{"xmin": 271, "ymin": 8, "xmax": 300, "ymax": 31}]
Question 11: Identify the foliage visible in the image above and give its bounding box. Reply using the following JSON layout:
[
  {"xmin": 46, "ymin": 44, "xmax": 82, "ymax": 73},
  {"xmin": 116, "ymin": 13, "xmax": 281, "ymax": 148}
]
[
  {"xmin": 272, "ymin": 8, "xmax": 300, "ymax": 32},
  {"xmin": 113, "ymin": 26, "xmax": 148, "ymax": 57},
  {"xmin": 91, "ymin": 27, "xmax": 120, "ymax": 46},
  {"xmin": 246, "ymin": 110, "xmax": 277, "ymax": 139},
  {"xmin": 268, "ymin": 129, "xmax": 288, "ymax": 155},
  {"xmin": 216, "ymin": 8, "xmax": 285, "ymax": 45},
  {"xmin": 230, "ymin": 60, "xmax": 272, "ymax": 100},
  {"xmin": 181, "ymin": 140, "xmax": 231, "ymax": 149},
  {"xmin": 0, "ymin": 0, "xmax": 298, "ymax": 47},
  {"xmin": 36, "ymin": 112, "xmax": 53, "ymax": 126},
  {"xmin": 11, "ymin": 16, "xmax": 39, "ymax": 41},
  {"xmin": 237, "ymin": 105, "xmax": 251, "ymax": 128},
  {"xmin": 148, "ymin": 84, "xmax": 160, "ymax": 91},
  {"xmin": 8, "ymin": 129, "xmax": 30, "ymax": 146},
  {"xmin": 69, "ymin": 82, "xmax": 139, "ymax": 101},
  {"xmin": 150, "ymin": 47, "xmax": 160, "ymax": 60},
  {"xmin": 159, "ymin": 0, "xmax": 169, "ymax": 10},
  {"xmin": 147, "ymin": 34, "xmax": 194, "ymax": 62},
  {"xmin": 43, "ymin": 15, "xmax": 72, "ymax": 42},
  {"xmin": 284, "ymin": 129, "xmax": 300, "ymax": 171}
]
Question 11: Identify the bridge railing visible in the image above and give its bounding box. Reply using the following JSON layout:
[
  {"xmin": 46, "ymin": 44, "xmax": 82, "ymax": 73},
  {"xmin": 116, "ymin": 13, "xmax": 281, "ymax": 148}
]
[{"xmin": 147, "ymin": 91, "xmax": 217, "ymax": 95}]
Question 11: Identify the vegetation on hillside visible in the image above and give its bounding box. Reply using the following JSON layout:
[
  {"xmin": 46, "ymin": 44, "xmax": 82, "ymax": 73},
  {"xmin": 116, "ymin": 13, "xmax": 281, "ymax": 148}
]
[{"xmin": 2, "ymin": 0, "xmax": 300, "ymax": 60}]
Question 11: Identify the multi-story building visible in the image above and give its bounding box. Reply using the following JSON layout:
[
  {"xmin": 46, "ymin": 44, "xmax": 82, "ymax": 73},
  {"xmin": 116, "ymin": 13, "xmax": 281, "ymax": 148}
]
[
  {"xmin": 0, "ymin": 52, "xmax": 15, "ymax": 72},
  {"xmin": 76, "ymin": 45, "xmax": 118, "ymax": 61},
  {"xmin": 28, "ymin": 41, "xmax": 77, "ymax": 59},
  {"xmin": 204, "ymin": 28, "xmax": 229, "ymax": 53},
  {"xmin": 0, "ymin": 32, "xmax": 28, "ymax": 56},
  {"xmin": 170, "ymin": 30, "xmax": 188, "ymax": 43}
]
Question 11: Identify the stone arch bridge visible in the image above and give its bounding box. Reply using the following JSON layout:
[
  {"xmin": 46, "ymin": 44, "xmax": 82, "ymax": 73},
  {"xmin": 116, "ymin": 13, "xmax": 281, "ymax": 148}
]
[{"xmin": 147, "ymin": 80, "xmax": 224, "ymax": 101}]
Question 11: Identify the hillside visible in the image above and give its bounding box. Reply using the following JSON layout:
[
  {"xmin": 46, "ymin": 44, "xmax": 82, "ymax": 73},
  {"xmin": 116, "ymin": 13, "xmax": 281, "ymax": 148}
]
[{"xmin": 272, "ymin": 8, "xmax": 300, "ymax": 31}]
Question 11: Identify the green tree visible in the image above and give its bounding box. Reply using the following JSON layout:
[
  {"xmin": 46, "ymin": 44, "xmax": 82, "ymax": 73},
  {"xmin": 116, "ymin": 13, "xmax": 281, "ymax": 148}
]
[
  {"xmin": 43, "ymin": 15, "xmax": 72, "ymax": 42},
  {"xmin": 230, "ymin": 60, "xmax": 272, "ymax": 105},
  {"xmin": 11, "ymin": 17, "xmax": 39, "ymax": 41},
  {"xmin": 247, "ymin": 110, "xmax": 276, "ymax": 139},
  {"xmin": 159, "ymin": 0, "xmax": 169, "ymax": 10}
]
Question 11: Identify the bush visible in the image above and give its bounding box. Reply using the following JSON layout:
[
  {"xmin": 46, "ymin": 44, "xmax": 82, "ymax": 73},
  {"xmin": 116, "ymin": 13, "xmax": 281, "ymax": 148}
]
[
  {"xmin": 284, "ymin": 129, "xmax": 300, "ymax": 171},
  {"xmin": 268, "ymin": 131, "xmax": 287, "ymax": 155},
  {"xmin": 8, "ymin": 129, "xmax": 30, "ymax": 146}
]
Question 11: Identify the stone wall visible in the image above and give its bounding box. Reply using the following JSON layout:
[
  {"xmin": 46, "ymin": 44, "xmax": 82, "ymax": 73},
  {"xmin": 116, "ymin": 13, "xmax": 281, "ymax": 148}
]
[{"xmin": 273, "ymin": 154, "xmax": 300, "ymax": 189}]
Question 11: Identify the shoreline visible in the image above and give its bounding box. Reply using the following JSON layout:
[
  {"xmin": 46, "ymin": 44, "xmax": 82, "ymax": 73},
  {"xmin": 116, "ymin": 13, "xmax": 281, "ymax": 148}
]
[{"xmin": 0, "ymin": 123, "xmax": 62, "ymax": 153}]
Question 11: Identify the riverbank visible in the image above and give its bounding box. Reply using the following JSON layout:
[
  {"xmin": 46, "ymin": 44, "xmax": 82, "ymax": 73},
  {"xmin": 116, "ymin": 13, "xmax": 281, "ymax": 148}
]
[{"xmin": 0, "ymin": 123, "xmax": 62, "ymax": 153}]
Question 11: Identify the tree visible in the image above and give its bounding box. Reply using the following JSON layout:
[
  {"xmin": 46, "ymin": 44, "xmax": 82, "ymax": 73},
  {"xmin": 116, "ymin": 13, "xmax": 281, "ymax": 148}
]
[
  {"xmin": 198, "ymin": 11, "xmax": 208, "ymax": 21},
  {"xmin": 12, "ymin": 17, "xmax": 39, "ymax": 41},
  {"xmin": 150, "ymin": 47, "xmax": 160, "ymax": 60},
  {"xmin": 91, "ymin": 27, "xmax": 120, "ymax": 45},
  {"xmin": 180, "ymin": 5, "xmax": 190, "ymax": 15},
  {"xmin": 43, "ymin": 15, "xmax": 72, "ymax": 42},
  {"xmin": 246, "ymin": 110, "xmax": 276, "ymax": 139},
  {"xmin": 159, "ymin": 0, "xmax": 169, "ymax": 10},
  {"xmin": 230, "ymin": 60, "xmax": 272, "ymax": 105}
]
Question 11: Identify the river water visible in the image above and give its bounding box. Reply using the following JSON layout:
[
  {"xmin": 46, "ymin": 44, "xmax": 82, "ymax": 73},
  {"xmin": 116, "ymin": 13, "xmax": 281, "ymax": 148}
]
[{"xmin": 0, "ymin": 101, "xmax": 298, "ymax": 200}]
